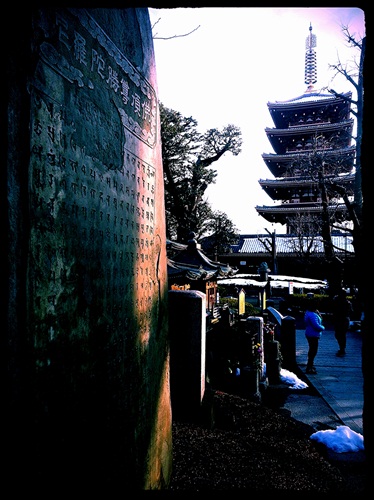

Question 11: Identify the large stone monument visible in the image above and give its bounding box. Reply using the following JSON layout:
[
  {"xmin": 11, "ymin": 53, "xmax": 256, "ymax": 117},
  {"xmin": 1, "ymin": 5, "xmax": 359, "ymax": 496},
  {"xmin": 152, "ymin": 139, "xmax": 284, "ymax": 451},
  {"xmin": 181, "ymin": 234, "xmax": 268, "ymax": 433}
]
[{"xmin": 4, "ymin": 8, "xmax": 171, "ymax": 490}]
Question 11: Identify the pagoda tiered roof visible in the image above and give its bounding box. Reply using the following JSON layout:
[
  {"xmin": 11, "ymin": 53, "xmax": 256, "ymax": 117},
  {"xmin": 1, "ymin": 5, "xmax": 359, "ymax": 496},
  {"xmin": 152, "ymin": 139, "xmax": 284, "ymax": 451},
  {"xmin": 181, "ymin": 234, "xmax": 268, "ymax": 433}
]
[
  {"xmin": 262, "ymin": 146, "xmax": 355, "ymax": 177},
  {"xmin": 268, "ymin": 90, "xmax": 352, "ymax": 106},
  {"xmin": 265, "ymin": 119, "xmax": 353, "ymax": 155},
  {"xmin": 255, "ymin": 202, "xmax": 348, "ymax": 225},
  {"xmin": 258, "ymin": 172, "xmax": 355, "ymax": 200},
  {"xmin": 267, "ymin": 91, "xmax": 352, "ymax": 128},
  {"xmin": 256, "ymin": 24, "xmax": 355, "ymax": 231}
]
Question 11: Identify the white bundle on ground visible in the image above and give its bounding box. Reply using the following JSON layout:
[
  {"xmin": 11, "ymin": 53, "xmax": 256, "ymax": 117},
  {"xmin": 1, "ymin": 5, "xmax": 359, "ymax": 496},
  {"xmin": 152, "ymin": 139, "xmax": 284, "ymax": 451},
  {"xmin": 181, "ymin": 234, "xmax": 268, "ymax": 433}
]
[
  {"xmin": 310, "ymin": 425, "xmax": 364, "ymax": 452},
  {"xmin": 280, "ymin": 368, "xmax": 309, "ymax": 389}
]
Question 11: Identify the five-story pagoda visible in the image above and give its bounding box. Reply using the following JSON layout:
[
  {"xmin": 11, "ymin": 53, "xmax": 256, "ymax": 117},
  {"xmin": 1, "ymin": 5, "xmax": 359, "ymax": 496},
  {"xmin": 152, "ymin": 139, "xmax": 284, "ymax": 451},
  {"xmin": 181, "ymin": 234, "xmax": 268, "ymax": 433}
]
[{"xmin": 256, "ymin": 24, "xmax": 355, "ymax": 234}]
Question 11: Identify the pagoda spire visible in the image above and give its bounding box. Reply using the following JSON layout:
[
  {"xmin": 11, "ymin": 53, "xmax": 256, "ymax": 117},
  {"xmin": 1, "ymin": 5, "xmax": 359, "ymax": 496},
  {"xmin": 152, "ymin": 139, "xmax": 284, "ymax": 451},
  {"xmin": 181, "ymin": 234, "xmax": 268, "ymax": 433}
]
[{"xmin": 304, "ymin": 23, "xmax": 317, "ymax": 92}]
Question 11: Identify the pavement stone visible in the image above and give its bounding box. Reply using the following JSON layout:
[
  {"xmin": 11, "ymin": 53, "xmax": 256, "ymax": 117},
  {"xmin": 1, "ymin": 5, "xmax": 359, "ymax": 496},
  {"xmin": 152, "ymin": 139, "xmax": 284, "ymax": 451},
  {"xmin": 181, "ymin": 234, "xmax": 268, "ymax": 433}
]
[
  {"xmin": 295, "ymin": 327, "xmax": 363, "ymax": 435},
  {"xmin": 276, "ymin": 326, "xmax": 366, "ymax": 469}
]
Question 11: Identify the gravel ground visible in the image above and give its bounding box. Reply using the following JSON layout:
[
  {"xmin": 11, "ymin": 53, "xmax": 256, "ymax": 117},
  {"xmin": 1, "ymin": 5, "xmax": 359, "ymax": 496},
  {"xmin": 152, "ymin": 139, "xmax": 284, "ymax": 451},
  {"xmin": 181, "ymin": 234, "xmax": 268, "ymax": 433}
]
[{"xmin": 168, "ymin": 389, "xmax": 367, "ymax": 494}]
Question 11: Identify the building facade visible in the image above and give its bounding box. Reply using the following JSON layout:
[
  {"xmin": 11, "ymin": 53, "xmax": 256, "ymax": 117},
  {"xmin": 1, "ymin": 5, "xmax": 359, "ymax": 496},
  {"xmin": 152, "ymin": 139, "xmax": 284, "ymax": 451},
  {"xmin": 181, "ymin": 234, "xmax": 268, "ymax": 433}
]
[{"xmin": 219, "ymin": 232, "xmax": 355, "ymax": 286}]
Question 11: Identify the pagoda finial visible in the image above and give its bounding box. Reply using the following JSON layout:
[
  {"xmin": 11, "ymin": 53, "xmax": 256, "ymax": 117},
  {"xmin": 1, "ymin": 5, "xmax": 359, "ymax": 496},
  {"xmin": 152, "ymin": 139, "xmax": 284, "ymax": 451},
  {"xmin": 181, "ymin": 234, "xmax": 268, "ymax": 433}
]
[{"xmin": 304, "ymin": 22, "xmax": 317, "ymax": 92}]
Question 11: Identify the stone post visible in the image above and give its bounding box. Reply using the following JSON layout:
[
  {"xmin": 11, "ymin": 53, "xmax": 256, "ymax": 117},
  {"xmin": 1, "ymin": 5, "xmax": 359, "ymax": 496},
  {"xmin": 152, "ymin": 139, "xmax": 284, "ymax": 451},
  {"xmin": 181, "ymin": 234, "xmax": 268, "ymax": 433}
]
[
  {"xmin": 239, "ymin": 316, "xmax": 264, "ymax": 401},
  {"xmin": 280, "ymin": 315, "xmax": 297, "ymax": 370},
  {"xmin": 168, "ymin": 290, "xmax": 206, "ymax": 421}
]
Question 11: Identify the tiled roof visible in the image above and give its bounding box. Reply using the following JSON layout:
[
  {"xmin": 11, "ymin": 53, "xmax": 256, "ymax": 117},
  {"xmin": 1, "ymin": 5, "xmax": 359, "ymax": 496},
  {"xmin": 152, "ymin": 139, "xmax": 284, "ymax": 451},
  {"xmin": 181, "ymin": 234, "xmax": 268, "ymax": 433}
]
[
  {"xmin": 167, "ymin": 238, "xmax": 238, "ymax": 280},
  {"xmin": 231, "ymin": 234, "xmax": 354, "ymax": 255},
  {"xmin": 265, "ymin": 119, "xmax": 354, "ymax": 135},
  {"xmin": 268, "ymin": 91, "xmax": 352, "ymax": 106},
  {"xmin": 258, "ymin": 173, "xmax": 354, "ymax": 188},
  {"xmin": 262, "ymin": 147, "xmax": 356, "ymax": 162},
  {"xmin": 167, "ymin": 258, "xmax": 217, "ymax": 281},
  {"xmin": 255, "ymin": 203, "xmax": 348, "ymax": 214}
]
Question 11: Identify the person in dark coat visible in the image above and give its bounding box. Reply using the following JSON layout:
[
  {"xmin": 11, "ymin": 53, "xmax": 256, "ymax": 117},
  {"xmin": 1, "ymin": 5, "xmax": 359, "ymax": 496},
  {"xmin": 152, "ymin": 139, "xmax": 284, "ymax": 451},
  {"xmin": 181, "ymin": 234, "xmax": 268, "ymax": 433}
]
[
  {"xmin": 304, "ymin": 299, "xmax": 325, "ymax": 374},
  {"xmin": 332, "ymin": 289, "xmax": 353, "ymax": 356}
]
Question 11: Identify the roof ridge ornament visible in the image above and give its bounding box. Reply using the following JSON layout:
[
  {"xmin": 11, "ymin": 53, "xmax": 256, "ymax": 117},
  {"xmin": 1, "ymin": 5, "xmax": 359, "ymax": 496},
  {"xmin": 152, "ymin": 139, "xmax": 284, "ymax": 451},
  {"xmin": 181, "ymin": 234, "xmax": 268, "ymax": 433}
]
[
  {"xmin": 187, "ymin": 231, "xmax": 201, "ymax": 250},
  {"xmin": 304, "ymin": 22, "xmax": 317, "ymax": 92}
]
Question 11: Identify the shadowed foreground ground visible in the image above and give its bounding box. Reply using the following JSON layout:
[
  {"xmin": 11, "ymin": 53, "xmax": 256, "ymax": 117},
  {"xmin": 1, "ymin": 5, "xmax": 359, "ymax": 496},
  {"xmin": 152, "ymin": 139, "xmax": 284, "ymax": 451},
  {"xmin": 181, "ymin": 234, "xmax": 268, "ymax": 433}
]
[{"xmin": 168, "ymin": 390, "xmax": 367, "ymax": 494}]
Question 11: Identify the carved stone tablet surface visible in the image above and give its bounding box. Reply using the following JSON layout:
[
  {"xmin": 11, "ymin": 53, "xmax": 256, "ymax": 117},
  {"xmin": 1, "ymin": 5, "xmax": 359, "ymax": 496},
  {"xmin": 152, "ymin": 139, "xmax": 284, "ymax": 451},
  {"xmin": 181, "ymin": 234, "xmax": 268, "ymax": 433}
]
[{"xmin": 6, "ymin": 8, "xmax": 171, "ymax": 489}]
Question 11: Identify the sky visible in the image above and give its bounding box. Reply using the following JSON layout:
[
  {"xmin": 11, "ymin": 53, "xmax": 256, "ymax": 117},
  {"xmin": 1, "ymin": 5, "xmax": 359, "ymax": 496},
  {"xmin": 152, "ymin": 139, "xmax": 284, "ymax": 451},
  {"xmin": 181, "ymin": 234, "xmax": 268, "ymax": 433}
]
[{"xmin": 148, "ymin": 7, "xmax": 366, "ymax": 235}]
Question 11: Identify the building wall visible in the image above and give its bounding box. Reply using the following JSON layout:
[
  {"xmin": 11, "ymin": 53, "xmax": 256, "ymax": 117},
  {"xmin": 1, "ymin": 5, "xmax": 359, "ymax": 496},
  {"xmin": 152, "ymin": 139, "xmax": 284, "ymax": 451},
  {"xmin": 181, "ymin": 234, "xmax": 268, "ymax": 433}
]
[{"xmin": 219, "ymin": 253, "xmax": 356, "ymax": 286}]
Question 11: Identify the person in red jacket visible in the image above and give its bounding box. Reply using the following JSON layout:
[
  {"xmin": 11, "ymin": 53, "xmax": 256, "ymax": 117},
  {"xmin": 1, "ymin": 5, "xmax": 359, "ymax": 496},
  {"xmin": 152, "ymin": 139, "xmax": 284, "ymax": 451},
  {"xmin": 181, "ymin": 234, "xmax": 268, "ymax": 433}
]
[{"xmin": 304, "ymin": 299, "xmax": 325, "ymax": 374}]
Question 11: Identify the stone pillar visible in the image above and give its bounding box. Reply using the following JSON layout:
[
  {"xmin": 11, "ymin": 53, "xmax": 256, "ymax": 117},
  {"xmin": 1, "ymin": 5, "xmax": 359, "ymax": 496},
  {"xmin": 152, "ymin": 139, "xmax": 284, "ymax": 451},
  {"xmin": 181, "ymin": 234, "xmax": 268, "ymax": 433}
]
[
  {"xmin": 280, "ymin": 315, "xmax": 297, "ymax": 370},
  {"xmin": 239, "ymin": 316, "xmax": 264, "ymax": 401},
  {"xmin": 168, "ymin": 290, "xmax": 206, "ymax": 421},
  {"xmin": 266, "ymin": 340, "xmax": 282, "ymax": 384},
  {"xmin": 4, "ymin": 8, "xmax": 171, "ymax": 490},
  {"xmin": 246, "ymin": 316, "xmax": 265, "ymax": 377}
]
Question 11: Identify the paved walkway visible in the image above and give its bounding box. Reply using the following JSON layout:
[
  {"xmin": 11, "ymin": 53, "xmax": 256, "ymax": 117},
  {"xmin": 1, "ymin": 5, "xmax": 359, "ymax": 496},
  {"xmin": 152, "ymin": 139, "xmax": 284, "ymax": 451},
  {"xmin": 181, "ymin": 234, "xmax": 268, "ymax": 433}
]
[{"xmin": 295, "ymin": 327, "xmax": 364, "ymax": 435}]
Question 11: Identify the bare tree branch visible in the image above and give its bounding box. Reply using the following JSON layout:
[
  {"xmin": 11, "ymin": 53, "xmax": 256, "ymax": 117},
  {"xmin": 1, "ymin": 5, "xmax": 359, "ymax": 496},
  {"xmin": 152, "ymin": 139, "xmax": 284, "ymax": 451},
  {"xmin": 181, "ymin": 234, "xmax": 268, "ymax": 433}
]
[
  {"xmin": 151, "ymin": 17, "xmax": 162, "ymax": 33},
  {"xmin": 152, "ymin": 22, "xmax": 201, "ymax": 40},
  {"xmin": 258, "ymin": 237, "xmax": 272, "ymax": 253}
]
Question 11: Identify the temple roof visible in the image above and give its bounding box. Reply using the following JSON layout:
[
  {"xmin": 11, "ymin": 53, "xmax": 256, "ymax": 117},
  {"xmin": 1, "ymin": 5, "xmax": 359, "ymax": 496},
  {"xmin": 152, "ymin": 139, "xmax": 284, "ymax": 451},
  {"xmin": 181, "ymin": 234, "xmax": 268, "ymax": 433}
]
[
  {"xmin": 255, "ymin": 202, "xmax": 348, "ymax": 225},
  {"xmin": 167, "ymin": 234, "xmax": 238, "ymax": 281},
  {"xmin": 262, "ymin": 147, "xmax": 355, "ymax": 177},
  {"xmin": 265, "ymin": 119, "xmax": 353, "ymax": 155},
  {"xmin": 258, "ymin": 24, "xmax": 355, "ymax": 234},
  {"xmin": 256, "ymin": 203, "xmax": 347, "ymax": 214},
  {"xmin": 167, "ymin": 258, "xmax": 218, "ymax": 281},
  {"xmin": 265, "ymin": 119, "xmax": 353, "ymax": 136},
  {"xmin": 259, "ymin": 172, "xmax": 355, "ymax": 186},
  {"xmin": 266, "ymin": 23, "xmax": 351, "ymax": 131},
  {"xmin": 230, "ymin": 233, "xmax": 354, "ymax": 256},
  {"xmin": 267, "ymin": 92, "xmax": 352, "ymax": 132},
  {"xmin": 268, "ymin": 91, "xmax": 352, "ymax": 108},
  {"xmin": 268, "ymin": 24, "xmax": 348, "ymax": 108},
  {"xmin": 258, "ymin": 172, "xmax": 355, "ymax": 199}
]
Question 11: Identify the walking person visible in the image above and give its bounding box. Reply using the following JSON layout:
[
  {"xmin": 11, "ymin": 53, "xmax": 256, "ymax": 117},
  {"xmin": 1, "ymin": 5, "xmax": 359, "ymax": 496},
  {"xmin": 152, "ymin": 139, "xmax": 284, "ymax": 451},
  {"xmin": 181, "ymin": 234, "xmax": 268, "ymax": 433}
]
[
  {"xmin": 304, "ymin": 299, "xmax": 325, "ymax": 374},
  {"xmin": 332, "ymin": 289, "xmax": 353, "ymax": 356}
]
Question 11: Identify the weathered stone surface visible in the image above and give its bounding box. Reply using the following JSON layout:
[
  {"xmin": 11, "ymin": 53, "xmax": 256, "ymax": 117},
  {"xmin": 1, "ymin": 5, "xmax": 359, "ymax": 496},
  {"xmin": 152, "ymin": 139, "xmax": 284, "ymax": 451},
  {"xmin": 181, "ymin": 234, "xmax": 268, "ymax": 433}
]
[
  {"xmin": 169, "ymin": 290, "xmax": 206, "ymax": 420},
  {"xmin": 5, "ymin": 7, "xmax": 171, "ymax": 490}
]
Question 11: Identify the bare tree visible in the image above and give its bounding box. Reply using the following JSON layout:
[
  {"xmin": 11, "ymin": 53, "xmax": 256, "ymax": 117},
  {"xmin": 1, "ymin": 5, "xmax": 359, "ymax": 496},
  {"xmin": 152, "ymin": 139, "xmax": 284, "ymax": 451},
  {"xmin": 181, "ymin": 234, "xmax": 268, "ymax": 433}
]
[
  {"xmin": 328, "ymin": 26, "xmax": 365, "ymax": 220},
  {"xmin": 328, "ymin": 24, "xmax": 369, "ymax": 467},
  {"xmin": 280, "ymin": 132, "xmax": 355, "ymax": 292},
  {"xmin": 327, "ymin": 27, "xmax": 365, "ymax": 296},
  {"xmin": 258, "ymin": 229, "xmax": 278, "ymax": 275}
]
